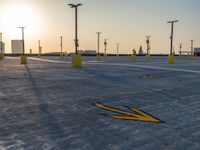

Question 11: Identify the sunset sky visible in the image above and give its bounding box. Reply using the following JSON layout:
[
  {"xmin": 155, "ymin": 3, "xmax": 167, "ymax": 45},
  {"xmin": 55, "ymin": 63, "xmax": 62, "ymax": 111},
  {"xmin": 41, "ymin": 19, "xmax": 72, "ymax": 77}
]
[{"xmin": 0, "ymin": 0, "xmax": 199, "ymax": 54}]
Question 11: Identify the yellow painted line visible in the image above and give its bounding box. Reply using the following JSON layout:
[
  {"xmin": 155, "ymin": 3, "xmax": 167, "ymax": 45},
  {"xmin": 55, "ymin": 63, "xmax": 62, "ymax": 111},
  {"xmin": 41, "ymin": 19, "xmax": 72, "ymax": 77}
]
[
  {"xmin": 142, "ymin": 75, "xmax": 160, "ymax": 79},
  {"xmin": 94, "ymin": 102, "xmax": 164, "ymax": 123}
]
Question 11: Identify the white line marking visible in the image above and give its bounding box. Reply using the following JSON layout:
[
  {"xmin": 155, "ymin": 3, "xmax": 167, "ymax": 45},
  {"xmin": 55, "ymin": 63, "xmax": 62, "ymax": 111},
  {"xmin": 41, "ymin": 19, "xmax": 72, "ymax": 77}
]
[
  {"xmin": 29, "ymin": 57, "xmax": 70, "ymax": 64},
  {"xmin": 6, "ymin": 57, "xmax": 200, "ymax": 74},
  {"xmin": 84, "ymin": 62, "xmax": 200, "ymax": 74}
]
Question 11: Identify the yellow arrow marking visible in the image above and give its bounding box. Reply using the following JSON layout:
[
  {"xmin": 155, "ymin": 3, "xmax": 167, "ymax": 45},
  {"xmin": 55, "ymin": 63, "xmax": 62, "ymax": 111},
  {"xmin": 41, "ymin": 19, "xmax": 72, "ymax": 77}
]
[{"xmin": 94, "ymin": 102, "xmax": 164, "ymax": 123}]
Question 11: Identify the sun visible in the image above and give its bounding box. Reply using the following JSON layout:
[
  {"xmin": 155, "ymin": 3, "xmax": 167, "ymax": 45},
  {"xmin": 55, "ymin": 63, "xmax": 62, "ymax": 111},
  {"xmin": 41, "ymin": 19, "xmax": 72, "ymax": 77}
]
[{"xmin": 1, "ymin": 2, "xmax": 40, "ymax": 39}]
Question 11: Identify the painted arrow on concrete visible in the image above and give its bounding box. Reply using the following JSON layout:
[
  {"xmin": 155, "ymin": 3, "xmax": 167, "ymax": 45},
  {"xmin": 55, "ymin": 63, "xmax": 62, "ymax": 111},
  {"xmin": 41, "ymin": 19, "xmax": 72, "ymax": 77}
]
[{"xmin": 94, "ymin": 102, "xmax": 164, "ymax": 123}]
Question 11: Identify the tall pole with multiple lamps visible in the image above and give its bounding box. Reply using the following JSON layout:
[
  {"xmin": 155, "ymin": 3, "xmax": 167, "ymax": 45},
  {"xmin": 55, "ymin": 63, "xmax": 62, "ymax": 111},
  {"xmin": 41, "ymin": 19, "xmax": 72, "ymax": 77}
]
[
  {"xmin": 167, "ymin": 20, "xmax": 178, "ymax": 55},
  {"xmin": 96, "ymin": 32, "xmax": 101, "ymax": 55},
  {"xmin": 104, "ymin": 39, "xmax": 107, "ymax": 57},
  {"xmin": 190, "ymin": 40, "xmax": 194, "ymax": 55},
  {"xmin": 0, "ymin": 32, "xmax": 2, "ymax": 54},
  {"xmin": 167, "ymin": 20, "xmax": 178, "ymax": 64},
  {"xmin": 18, "ymin": 27, "xmax": 27, "ymax": 64},
  {"xmin": 179, "ymin": 43, "xmax": 182, "ymax": 55},
  {"xmin": 0, "ymin": 32, "xmax": 3, "ymax": 60},
  {"xmin": 117, "ymin": 43, "xmax": 119, "ymax": 56},
  {"xmin": 68, "ymin": 3, "xmax": 82, "ymax": 54},
  {"xmin": 18, "ymin": 27, "xmax": 25, "ymax": 55},
  {"xmin": 146, "ymin": 36, "xmax": 151, "ymax": 55},
  {"xmin": 60, "ymin": 36, "xmax": 63, "ymax": 57},
  {"xmin": 68, "ymin": 3, "xmax": 82, "ymax": 67}
]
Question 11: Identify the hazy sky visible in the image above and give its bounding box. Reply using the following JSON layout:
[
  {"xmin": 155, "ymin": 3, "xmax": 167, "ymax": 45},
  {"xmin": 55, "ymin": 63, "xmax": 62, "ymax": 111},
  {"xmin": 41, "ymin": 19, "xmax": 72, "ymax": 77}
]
[{"xmin": 0, "ymin": 0, "xmax": 200, "ymax": 54}]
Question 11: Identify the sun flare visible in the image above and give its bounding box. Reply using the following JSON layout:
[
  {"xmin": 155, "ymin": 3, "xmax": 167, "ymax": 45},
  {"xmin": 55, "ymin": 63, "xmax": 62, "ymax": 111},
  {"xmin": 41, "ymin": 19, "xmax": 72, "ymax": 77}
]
[{"xmin": 1, "ymin": 2, "xmax": 39, "ymax": 38}]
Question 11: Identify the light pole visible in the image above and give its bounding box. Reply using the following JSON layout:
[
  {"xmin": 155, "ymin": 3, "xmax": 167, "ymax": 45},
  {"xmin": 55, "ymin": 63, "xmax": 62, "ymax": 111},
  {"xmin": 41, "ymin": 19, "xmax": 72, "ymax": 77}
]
[
  {"xmin": 0, "ymin": 32, "xmax": 2, "ymax": 54},
  {"xmin": 117, "ymin": 43, "xmax": 119, "ymax": 56},
  {"xmin": 68, "ymin": 3, "xmax": 82, "ymax": 54},
  {"xmin": 167, "ymin": 20, "xmax": 178, "ymax": 55},
  {"xmin": 18, "ymin": 27, "xmax": 25, "ymax": 55},
  {"xmin": 104, "ymin": 39, "xmax": 107, "ymax": 56},
  {"xmin": 190, "ymin": 40, "xmax": 194, "ymax": 55},
  {"xmin": 60, "ymin": 36, "xmax": 63, "ymax": 55},
  {"xmin": 179, "ymin": 43, "xmax": 182, "ymax": 55},
  {"xmin": 146, "ymin": 36, "xmax": 151, "ymax": 55},
  {"xmin": 38, "ymin": 40, "xmax": 42, "ymax": 56},
  {"xmin": 96, "ymin": 32, "xmax": 101, "ymax": 55}
]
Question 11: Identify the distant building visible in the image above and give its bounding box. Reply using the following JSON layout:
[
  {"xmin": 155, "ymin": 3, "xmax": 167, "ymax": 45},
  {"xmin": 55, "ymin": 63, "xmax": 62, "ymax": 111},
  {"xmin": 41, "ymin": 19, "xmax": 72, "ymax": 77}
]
[
  {"xmin": 11, "ymin": 40, "xmax": 23, "ymax": 54},
  {"xmin": 0, "ymin": 41, "xmax": 5, "ymax": 53},
  {"xmin": 84, "ymin": 50, "xmax": 96, "ymax": 54},
  {"xmin": 77, "ymin": 50, "xmax": 84, "ymax": 54},
  {"xmin": 194, "ymin": 48, "xmax": 200, "ymax": 56}
]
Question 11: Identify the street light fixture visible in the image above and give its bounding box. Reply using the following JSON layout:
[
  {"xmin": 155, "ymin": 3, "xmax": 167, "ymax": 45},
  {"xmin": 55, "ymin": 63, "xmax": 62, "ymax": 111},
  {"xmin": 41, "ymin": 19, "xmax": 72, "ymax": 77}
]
[
  {"xmin": 60, "ymin": 36, "xmax": 63, "ymax": 56},
  {"xmin": 68, "ymin": 3, "xmax": 82, "ymax": 54},
  {"xmin": 117, "ymin": 43, "xmax": 119, "ymax": 56},
  {"xmin": 38, "ymin": 40, "xmax": 42, "ymax": 57},
  {"xmin": 146, "ymin": 36, "xmax": 151, "ymax": 55},
  {"xmin": 190, "ymin": 40, "xmax": 195, "ymax": 55},
  {"xmin": 104, "ymin": 39, "xmax": 107, "ymax": 56},
  {"xmin": 18, "ymin": 27, "xmax": 25, "ymax": 55},
  {"xmin": 96, "ymin": 32, "xmax": 101, "ymax": 55},
  {"xmin": 179, "ymin": 43, "xmax": 182, "ymax": 55},
  {"xmin": 167, "ymin": 20, "xmax": 178, "ymax": 55},
  {"xmin": 0, "ymin": 32, "xmax": 2, "ymax": 54}
]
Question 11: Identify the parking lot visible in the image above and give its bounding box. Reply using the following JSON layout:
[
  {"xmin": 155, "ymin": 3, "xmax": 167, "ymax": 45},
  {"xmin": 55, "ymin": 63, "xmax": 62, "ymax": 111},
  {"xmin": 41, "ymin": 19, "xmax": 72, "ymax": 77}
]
[{"xmin": 0, "ymin": 56, "xmax": 200, "ymax": 150}]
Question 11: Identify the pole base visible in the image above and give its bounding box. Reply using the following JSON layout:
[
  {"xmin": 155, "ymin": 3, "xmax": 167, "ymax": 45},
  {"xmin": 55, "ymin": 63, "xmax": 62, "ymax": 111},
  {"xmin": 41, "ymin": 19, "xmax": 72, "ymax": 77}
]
[
  {"xmin": 146, "ymin": 54, "xmax": 151, "ymax": 60},
  {"xmin": 71, "ymin": 54, "xmax": 82, "ymax": 67},
  {"xmin": 104, "ymin": 54, "xmax": 107, "ymax": 58},
  {"xmin": 96, "ymin": 55, "xmax": 101, "ymax": 61},
  {"xmin": 60, "ymin": 53, "xmax": 64, "ymax": 59},
  {"xmin": 20, "ymin": 55, "xmax": 27, "ymax": 65},
  {"xmin": 168, "ymin": 55, "xmax": 174, "ymax": 64},
  {"xmin": 188, "ymin": 55, "xmax": 193, "ymax": 60},
  {"xmin": 0, "ymin": 54, "xmax": 4, "ymax": 60},
  {"xmin": 131, "ymin": 54, "xmax": 136, "ymax": 60}
]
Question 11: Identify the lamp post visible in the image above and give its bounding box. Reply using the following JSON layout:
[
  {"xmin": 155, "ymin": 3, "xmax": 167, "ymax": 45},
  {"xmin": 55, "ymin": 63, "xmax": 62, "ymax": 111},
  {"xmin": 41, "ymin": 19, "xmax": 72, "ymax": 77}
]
[
  {"xmin": 146, "ymin": 36, "xmax": 151, "ymax": 55},
  {"xmin": 68, "ymin": 3, "xmax": 82, "ymax": 54},
  {"xmin": 104, "ymin": 39, "xmax": 107, "ymax": 56},
  {"xmin": 117, "ymin": 43, "xmax": 119, "ymax": 56},
  {"xmin": 167, "ymin": 20, "xmax": 178, "ymax": 55},
  {"xmin": 96, "ymin": 32, "xmax": 101, "ymax": 55},
  {"xmin": 190, "ymin": 40, "xmax": 194, "ymax": 55},
  {"xmin": 38, "ymin": 40, "xmax": 42, "ymax": 56},
  {"xmin": 179, "ymin": 43, "xmax": 182, "ymax": 55},
  {"xmin": 18, "ymin": 27, "xmax": 25, "ymax": 55},
  {"xmin": 60, "ymin": 36, "xmax": 63, "ymax": 55},
  {"xmin": 0, "ymin": 32, "xmax": 2, "ymax": 54}
]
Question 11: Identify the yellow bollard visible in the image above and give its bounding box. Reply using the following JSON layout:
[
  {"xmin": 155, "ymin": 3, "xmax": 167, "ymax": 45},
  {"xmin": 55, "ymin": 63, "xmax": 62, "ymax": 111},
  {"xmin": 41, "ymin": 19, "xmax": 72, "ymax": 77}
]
[
  {"xmin": 188, "ymin": 55, "xmax": 193, "ymax": 60},
  {"xmin": 71, "ymin": 54, "xmax": 82, "ymax": 67},
  {"xmin": 131, "ymin": 54, "xmax": 136, "ymax": 60},
  {"xmin": 168, "ymin": 55, "xmax": 174, "ymax": 64},
  {"xmin": 96, "ymin": 55, "xmax": 101, "ymax": 61},
  {"xmin": 146, "ymin": 54, "xmax": 151, "ymax": 60},
  {"xmin": 0, "ymin": 54, "xmax": 4, "ymax": 60},
  {"xmin": 64, "ymin": 52, "xmax": 68, "ymax": 57},
  {"xmin": 20, "ymin": 55, "xmax": 27, "ymax": 65},
  {"xmin": 60, "ymin": 53, "xmax": 64, "ymax": 59}
]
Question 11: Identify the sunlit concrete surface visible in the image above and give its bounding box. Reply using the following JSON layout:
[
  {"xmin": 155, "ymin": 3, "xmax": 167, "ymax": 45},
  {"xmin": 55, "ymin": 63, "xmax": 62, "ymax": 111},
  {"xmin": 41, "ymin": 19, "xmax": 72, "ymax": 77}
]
[{"xmin": 0, "ymin": 56, "xmax": 200, "ymax": 150}]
